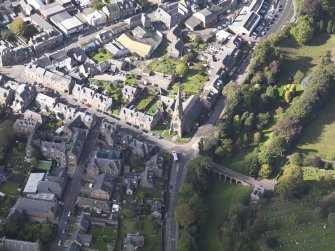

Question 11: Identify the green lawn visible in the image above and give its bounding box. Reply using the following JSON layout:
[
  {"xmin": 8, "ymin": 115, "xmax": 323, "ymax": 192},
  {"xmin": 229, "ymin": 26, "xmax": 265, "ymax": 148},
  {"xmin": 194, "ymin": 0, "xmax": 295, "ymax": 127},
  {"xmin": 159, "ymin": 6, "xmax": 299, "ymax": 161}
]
[
  {"xmin": 277, "ymin": 35, "xmax": 335, "ymax": 85},
  {"xmin": 136, "ymin": 93, "xmax": 156, "ymax": 111},
  {"xmin": 116, "ymin": 219, "xmax": 136, "ymax": 250},
  {"xmin": 198, "ymin": 181, "xmax": 250, "ymax": 251},
  {"xmin": 142, "ymin": 216, "xmax": 162, "ymax": 251},
  {"xmin": 147, "ymin": 100, "xmax": 160, "ymax": 115},
  {"xmin": 125, "ymin": 73, "xmax": 137, "ymax": 86},
  {"xmin": 89, "ymin": 225, "xmax": 117, "ymax": 251},
  {"xmin": 36, "ymin": 160, "xmax": 52, "ymax": 171},
  {"xmin": 91, "ymin": 50, "xmax": 113, "ymax": 63},
  {"xmin": 296, "ymin": 96, "xmax": 335, "ymax": 160},
  {"xmin": 172, "ymin": 63, "xmax": 208, "ymax": 95},
  {"xmin": 0, "ymin": 181, "xmax": 19, "ymax": 195},
  {"xmin": 220, "ymin": 146, "xmax": 254, "ymax": 173},
  {"xmin": 147, "ymin": 56, "xmax": 179, "ymax": 75}
]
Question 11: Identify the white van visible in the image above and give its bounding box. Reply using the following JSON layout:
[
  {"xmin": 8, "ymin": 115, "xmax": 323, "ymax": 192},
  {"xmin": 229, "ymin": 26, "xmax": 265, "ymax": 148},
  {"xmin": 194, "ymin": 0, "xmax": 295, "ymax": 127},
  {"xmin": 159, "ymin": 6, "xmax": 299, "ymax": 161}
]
[{"xmin": 172, "ymin": 151, "xmax": 178, "ymax": 162}]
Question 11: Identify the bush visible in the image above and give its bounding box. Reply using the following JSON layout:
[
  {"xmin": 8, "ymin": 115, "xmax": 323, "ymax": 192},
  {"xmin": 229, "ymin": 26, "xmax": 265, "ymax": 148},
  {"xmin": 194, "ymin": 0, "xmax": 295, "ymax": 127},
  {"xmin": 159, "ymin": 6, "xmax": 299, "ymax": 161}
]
[
  {"xmin": 266, "ymin": 237, "xmax": 279, "ymax": 249},
  {"xmin": 312, "ymin": 156, "xmax": 323, "ymax": 168},
  {"xmin": 259, "ymin": 164, "xmax": 272, "ymax": 178},
  {"xmin": 253, "ymin": 132, "xmax": 262, "ymax": 143}
]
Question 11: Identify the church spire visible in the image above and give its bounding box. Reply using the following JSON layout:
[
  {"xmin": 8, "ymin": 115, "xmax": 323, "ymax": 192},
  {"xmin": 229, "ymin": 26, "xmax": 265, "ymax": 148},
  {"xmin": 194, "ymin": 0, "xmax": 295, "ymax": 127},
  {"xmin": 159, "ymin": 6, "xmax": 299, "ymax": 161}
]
[{"xmin": 169, "ymin": 85, "xmax": 184, "ymax": 138}]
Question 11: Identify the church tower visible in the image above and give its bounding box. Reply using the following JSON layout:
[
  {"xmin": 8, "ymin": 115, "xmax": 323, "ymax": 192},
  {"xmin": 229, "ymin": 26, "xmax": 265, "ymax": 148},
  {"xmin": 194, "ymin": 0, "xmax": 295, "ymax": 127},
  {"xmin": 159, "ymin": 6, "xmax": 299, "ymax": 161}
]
[{"xmin": 169, "ymin": 85, "xmax": 184, "ymax": 138}]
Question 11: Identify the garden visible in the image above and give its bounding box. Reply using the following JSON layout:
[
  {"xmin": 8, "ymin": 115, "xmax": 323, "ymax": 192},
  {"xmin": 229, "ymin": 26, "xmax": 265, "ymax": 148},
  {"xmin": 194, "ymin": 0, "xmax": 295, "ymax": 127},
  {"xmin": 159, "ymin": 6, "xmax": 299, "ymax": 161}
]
[
  {"xmin": 89, "ymin": 225, "xmax": 118, "ymax": 251},
  {"xmin": 89, "ymin": 47, "xmax": 113, "ymax": 64}
]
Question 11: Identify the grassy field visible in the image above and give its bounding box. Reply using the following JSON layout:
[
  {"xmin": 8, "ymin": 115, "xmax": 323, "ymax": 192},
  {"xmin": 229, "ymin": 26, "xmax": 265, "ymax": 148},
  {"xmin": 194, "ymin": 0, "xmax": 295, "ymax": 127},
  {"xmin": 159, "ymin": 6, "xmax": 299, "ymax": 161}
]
[
  {"xmin": 296, "ymin": 96, "xmax": 335, "ymax": 160},
  {"xmin": 0, "ymin": 181, "xmax": 19, "ymax": 195},
  {"xmin": 277, "ymin": 35, "xmax": 335, "ymax": 84},
  {"xmin": 257, "ymin": 198, "xmax": 335, "ymax": 251},
  {"xmin": 198, "ymin": 181, "xmax": 250, "ymax": 251}
]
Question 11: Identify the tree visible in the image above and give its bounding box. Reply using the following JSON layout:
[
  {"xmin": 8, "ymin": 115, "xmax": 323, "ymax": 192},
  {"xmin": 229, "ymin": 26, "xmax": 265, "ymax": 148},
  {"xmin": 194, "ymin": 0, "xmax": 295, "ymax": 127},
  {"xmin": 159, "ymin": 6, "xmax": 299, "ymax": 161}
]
[
  {"xmin": 10, "ymin": 18, "xmax": 26, "ymax": 36},
  {"xmin": 243, "ymin": 154, "xmax": 260, "ymax": 177},
  {"xmin": 38, "ymin": 224, "xmax": 56, "ymax": 243},
  {"xmin": 0, "ymin": 30, "xmax": 15, "ymax": 42},
  {"xmin": 277, "ymin": 165, "xmax": 303, "ymax": 199},
  {"xmin": 92, "ymin": 0, "xmax": 105, "ymax": 9},
  {"xmin": 327, "ymin": 20, "xmax": 334, "ymax": 33},
  {"xmin": 318, "ymin": 19, "xmax": 326, "ymax": 33},
  {"xmin": 175, "ymin": 203, "xmax": 195, "ymax": 228},
  {"xmin": 215, "ymin": 139, "xmax": 233, "ymax": 158},
  {"xmin": 257, "ymin": 112, "xmax": 271, "ymax": 130},
  {"xmin": 5, "ymin": 211, "xmax": 26, "ymax": 238},
  {"xmin": 302, "ymin": 0, "xmax": 323, "ymax": 17},
  {"xmin": 284, "ymin": 89, "xmax": 294, "ymax": 103},
  {"xmin": 222, "ymin": 82, "xmax": 246, "ymax": 116},
  {"xmin": 290, "ymin": 16, "xmax": 315, "ymax": 44},
  {"xmin": 176, "ymin": 230, "xmax": 197, "ymax": 251},
  {"xmin": 259, "ymin": 164, "xmax": 272, "ymax": 178},
  {"xmin": 266, "ymin": 85, "xmax": 278, "ymax": 100},
  {"xmin": 273, "ymin": 115, "xmax": 302, "ymax": 142},
  {"xmin": 294, "ymin": 70, "xmax": 304, "ymax": 84},
  {"xmin": 312, "ymin": 156, "xmax": 323, "ymax": 167},
  {"xmin": 258, "ymin": 148, "xmax": 276, "ymax": 165},
  {"xmin": 289, "ymin": 153, "xmax": 304, "ymax": 166},
  {"xmin": 176, "ymin": 63, "xmax": 188, "ymax": 76},
  {"xmin": 332, "ymin": 24, "xmax": 335, "ymax": 34},
  {"xmin": 244, "ymin": 113, "xmax": 255, "ymax": 131},
  {"xmin": 268, "ymin": 136, "xmax": 288, "ymax": 156},
  {"xmin": 321, "ymin": 0, "xmax": 335, "ymax": 15}
]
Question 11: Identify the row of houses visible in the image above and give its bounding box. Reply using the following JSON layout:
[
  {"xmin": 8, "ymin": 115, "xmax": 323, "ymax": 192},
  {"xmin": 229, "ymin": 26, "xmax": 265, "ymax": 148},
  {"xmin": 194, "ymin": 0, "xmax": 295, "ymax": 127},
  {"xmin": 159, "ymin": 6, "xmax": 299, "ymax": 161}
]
[{"xmin": 72, "ymin": 83, "xmax": 113, "ymax": 111}]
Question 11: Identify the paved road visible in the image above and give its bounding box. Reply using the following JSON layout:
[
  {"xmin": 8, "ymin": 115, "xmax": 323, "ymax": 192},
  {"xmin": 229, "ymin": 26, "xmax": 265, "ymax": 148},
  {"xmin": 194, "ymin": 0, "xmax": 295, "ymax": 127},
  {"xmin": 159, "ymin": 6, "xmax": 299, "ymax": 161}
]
[
  {"xmin": 50, "ymin": 119, "xmax": 102, "ymax": 250},
  {"xmin": 263, "ymin": 0, "xmax": 295, "ymax": 39}
]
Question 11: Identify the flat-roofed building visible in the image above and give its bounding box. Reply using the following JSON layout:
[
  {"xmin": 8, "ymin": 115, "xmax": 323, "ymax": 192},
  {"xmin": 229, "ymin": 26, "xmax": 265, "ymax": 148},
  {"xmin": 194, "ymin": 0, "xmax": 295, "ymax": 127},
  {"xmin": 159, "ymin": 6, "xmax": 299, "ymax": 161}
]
[
  {"xmin": 40, "ymin": 3, "xmax": 65, "ymax": 18},
  {"xmin": 23, "ymin": 173, "xmax": 45, "ymax": 194},
  {"xmin": 228, "ymin": 7, "xmax": 261, "ymax": 36},
  {"xmin": 50, "ymin": 11, "xmax": 84, "ymax": 36}
]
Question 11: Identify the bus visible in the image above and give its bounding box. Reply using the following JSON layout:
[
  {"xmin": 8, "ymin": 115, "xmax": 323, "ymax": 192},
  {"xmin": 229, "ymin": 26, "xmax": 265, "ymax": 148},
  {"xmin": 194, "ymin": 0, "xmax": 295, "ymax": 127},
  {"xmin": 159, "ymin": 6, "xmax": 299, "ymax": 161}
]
[{"xmin": 172, "ymin": 151, "xmax": 178, "ymax": 162}]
